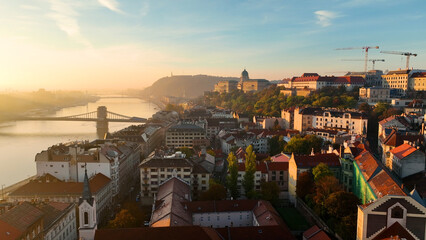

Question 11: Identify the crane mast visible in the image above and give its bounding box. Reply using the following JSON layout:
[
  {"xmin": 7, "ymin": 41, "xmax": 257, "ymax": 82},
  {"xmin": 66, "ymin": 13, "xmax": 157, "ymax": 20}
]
[
  {"xmin": 380, "ymin": 51, "xmax": 418, "ymax": 69},
  {"xmin": 336, "ymin": 46, "xmax": 379, "ymax": 73}
]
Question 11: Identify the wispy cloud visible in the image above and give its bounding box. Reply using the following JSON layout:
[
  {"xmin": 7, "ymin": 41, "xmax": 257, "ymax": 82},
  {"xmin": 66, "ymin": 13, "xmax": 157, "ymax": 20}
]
[
  {"xmin": 46, "ymin": 0, "xmax": 91, "ymax": 47},
  {"xmin": 314, "ymin": 10, "xmax": 339, "ymax": 27},
  {"xmin": 98, "ymin": 0, "xmax": 123, "ymax": 14}
]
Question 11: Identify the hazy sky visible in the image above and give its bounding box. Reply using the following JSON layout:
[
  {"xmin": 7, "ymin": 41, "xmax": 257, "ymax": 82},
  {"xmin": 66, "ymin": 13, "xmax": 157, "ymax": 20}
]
[{"xmin": 0, "ymin": 0, "xmax": 425, "ymax": 90}]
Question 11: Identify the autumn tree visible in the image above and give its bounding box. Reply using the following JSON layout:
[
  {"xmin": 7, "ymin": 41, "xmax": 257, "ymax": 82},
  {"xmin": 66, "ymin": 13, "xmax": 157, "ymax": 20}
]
[
  {"xmin": 313, "ymin": 176, "xmax": 342, "ymax": 214},
  {"xmin": 226, "ymin": 152, "xmax": 239, "ymax": 199},
  {"xmin": 242, "ymin": 145, "xmax": 256, "ymax": 198},
  {"xmin": 200, "ymin": 180, "xmax": 227, "ymax": 200},
  {"xmin": 107, "ymin": 209, "xmax": 137, "ymax": 228},
  {"xmin": 324, "ymin": 191, "xmax": 359, "ymax": 219},
  {"xmin": 260, "ymin": 181, "xmax": 280, "ymax": 205},
  {"xmin": 296, "ymin": 171, "xmax": 314, "ymax": 199},
  {"xmin": 312, "ymin": 163, "xmax": 333, "ymax": 182}
]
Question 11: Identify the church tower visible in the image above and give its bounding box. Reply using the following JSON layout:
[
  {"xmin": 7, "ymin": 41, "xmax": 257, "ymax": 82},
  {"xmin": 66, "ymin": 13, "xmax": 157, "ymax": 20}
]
[{"xmin": 78, "ymin": 167, "xmax": 97, "ymax": 240}]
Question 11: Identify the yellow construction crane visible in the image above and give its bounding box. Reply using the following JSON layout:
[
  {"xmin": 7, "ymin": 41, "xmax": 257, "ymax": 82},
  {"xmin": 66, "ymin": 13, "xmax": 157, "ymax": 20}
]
[
  {"xmin": 380, "ymin": 50, "xmax": 417, "ymax": 69},
  {"xmin": 336, "ymin": 46, "xmax": 379, "ymax": 73},
  {"xmin": 342, "ymin": 59, "xmax": 385, "ymax": 70}
]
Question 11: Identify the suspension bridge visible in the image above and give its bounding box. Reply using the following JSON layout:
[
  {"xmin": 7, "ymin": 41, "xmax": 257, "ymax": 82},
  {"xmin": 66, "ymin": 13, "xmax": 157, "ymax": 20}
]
[{"xmin": 8, "ymin": 106, "xmax": 147, "ymax": 135}]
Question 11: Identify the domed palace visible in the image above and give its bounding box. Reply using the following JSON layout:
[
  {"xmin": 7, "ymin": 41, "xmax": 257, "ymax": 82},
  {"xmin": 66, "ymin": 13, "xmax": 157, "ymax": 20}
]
[{"xmin": 214, "ymin": 69, "xmax": 270, "ymax": 93}]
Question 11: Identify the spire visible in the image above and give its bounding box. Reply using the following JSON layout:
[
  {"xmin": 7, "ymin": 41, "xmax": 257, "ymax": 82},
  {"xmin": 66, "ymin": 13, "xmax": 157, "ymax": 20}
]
[{"xmin": 81, "ymin": 164, "xmax": 93, "ymax": 204}]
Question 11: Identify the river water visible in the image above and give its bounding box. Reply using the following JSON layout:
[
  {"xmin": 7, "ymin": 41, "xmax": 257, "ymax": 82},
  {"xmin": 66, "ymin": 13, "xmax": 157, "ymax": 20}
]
[{"xmin": 0, "ymin": 97, "xmax": 158, "ymax": 187}]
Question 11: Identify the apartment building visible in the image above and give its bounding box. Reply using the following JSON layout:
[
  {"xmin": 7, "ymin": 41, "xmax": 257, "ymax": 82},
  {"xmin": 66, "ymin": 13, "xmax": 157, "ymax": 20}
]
[
  {"xmin": 165, "ymin": 123, "xmax": 207, "ymax": 148},
  {"xmin": 288, "ymin": 153, "xmax": 341, "ymax": 204},
  {"xmin": 293, "ymin": 107, "xmax": 368, "ymax": 135},
  {"xmin": 381, "ymin": 69, "xmax": 411, "ymax": 95},
  {"xmin": 139, "ymin": 153, "xmax": 210, "ymax": 203},
  {"xmin": 359, "ymin": 87, "xmax": 390, "ymax": 103},
  {"xmin": 409, "ymin": 72, "xmax": 426, "ymax": 91},
  {"xmin": 35, "ymin": 140, "xmax": 140, "ymax": 199},
  {"xmin": 288, "ymin": 73, "xmax": 365, "ymax": 90}
]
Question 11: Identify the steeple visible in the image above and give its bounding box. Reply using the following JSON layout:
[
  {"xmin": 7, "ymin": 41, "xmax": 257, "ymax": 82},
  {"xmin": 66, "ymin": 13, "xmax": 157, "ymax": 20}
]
[{"xmin": 80, "ymin": 164, "xmax": 94, "ymax": 206}]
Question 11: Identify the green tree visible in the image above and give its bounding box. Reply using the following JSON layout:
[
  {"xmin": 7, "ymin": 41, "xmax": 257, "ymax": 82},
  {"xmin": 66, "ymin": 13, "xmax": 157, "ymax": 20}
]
[
  {"xmin": 260, "ymin": 181, "xmax": 280, "ymax": 205},
  {"xmin": 177, "ymin": 147, "xmax": 193, "ymax": 159},
  {"xmin": 312, "ymin": 163, "xmax": 333, "ymax": 182},
  {"xmin": 226, "ymin": 152, "xmax": 239, "ymax": 199},
  {"xmin": 268, "ymin": 135, "xmax": 286, "ymax": 155},
  {"xmin": 200, "ymin": 180, "xmax": 227, "ymax": 200},
  {"xmin": 243, "ymin": 145, "xmax": 256, "ymax": 198}
]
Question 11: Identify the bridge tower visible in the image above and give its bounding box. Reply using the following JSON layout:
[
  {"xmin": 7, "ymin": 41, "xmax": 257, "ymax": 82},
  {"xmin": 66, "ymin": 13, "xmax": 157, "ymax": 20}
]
[{"xmin": 96, "ymin": 106, "xmax": 108, "ymax": 138}]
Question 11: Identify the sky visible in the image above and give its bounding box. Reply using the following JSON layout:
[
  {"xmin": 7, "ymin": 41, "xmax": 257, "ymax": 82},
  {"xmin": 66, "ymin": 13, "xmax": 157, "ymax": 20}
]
[{"xmin": 0, "ymin": 0, "xmax": 425, "ymax": 91}]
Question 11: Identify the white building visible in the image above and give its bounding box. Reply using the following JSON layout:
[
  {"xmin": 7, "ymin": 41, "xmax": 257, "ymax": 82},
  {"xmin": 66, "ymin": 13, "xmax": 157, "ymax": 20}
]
[
  {"xmin": 312, "ymin": 109, "xmax": 368, "ymax": 135},
  {"xmin": 41, "ymin": 202, "xmax": 77, "ymax": 240},
  {"xmin": 79, "ymin": 169, "xmax": 97, "ymax": 240},
  {"xmin": 35, "ymin": 141, "xmax": 140, "ymax": 199},
  {"xmin": 389, "ymin": 143, "xmax": 425, "ymax": 179}
]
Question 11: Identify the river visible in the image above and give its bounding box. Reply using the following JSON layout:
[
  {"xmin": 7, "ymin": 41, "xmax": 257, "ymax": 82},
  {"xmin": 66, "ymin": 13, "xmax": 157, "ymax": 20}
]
[{"xmin": 0, "ymin": 96, "xmax": 158, "ymax": 187}]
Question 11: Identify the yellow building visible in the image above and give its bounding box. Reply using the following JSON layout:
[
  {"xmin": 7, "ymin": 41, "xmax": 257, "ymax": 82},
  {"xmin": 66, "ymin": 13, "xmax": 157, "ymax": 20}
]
[
  {"xmin": 214, "ymin": 80, "xmax": 238, "ymax": 93},
  {"xmin": 409, "ymin": 72, "xmax": 426, "ymax": 91},
  {"xmin": 381, "ymin": 69, "xmax": 411, "ymax": 94}
]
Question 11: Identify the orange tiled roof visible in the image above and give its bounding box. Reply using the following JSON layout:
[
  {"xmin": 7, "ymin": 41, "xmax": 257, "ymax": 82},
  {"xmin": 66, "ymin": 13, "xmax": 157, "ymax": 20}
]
[
  {"xmin": 389, "ymin": 143, "xmax": 418, "ymax": 160},
  {"xmin": 369, "ymin": 170, "xmax": 406, "ymax": 198},
  {"xmin": 355, "ymin": 151, "xmax": 380, "ymax": 181}
]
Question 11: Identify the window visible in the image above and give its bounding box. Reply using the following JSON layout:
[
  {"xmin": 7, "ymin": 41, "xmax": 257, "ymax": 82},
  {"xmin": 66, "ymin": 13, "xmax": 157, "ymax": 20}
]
[
  {"xmin": 391, "ymin": 206, "xmax": 404, "ymax": 219},
  {"xmin": 84, "ymin": 212, "xmax": 89, "ymax": 225}
]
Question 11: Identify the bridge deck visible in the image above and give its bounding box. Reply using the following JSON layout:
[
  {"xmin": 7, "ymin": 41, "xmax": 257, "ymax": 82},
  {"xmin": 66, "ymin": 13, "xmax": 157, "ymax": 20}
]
[{"xmin": 11, "ymin": 117, "xmax": 147, "ymax": 123}]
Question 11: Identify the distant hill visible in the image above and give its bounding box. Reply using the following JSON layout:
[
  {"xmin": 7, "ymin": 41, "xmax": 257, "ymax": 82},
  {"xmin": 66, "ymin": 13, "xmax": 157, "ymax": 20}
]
[{"xmin": 142, "ymin": 75, "xmax": 239, "ymax": 99}]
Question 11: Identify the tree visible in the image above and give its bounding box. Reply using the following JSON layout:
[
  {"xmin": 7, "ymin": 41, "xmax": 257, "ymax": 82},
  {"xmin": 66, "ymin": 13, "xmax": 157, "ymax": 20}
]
[
  {"xmin": 177, "ymin": 147, "xmax": 193, "ymax": 159},
  {"xmin": 107, "ymin": 209, "xmax": 137, "ymax": 228},
  {"xmin": 358, "ymin": 102, "xmax": 371, "ymax": 113},
  {"xmin": 242, "ymin": 145, "xmax": 256, "ymax": 198},
  {"xmin": 200, "ymin": 180, "xmax": 227, "ymax": 200},
  {"xmin": 296, "ymin": 171, "xmax": 314, "ymax": 199},
  {"xmin": 313, "ymin": 176, "xmax": 342, "ymax": 214},
  {"xmin": 206, "ymin": 149, "xmax": 216, "ymax": 156},
  {"xmin": 226, "ymin": 152, "xmax": 239, "ymax": 199},
  {"xmin": 324, "ymin": 191, "xmax": 359, "ymax": 219},
  {"xmin": 312, "ymin": 163, "xmax": 333, "ymax": 182},
  {"xmin": 260, "ymin": 181, "xmax": 280, "ymax": 205},
  {"xmin": 283, "ymin": 135, "xmax": 323, "ymax": 154},
  {"xmin": 268, "ymin": 135, "xmax": 286, "ymax": 156}
]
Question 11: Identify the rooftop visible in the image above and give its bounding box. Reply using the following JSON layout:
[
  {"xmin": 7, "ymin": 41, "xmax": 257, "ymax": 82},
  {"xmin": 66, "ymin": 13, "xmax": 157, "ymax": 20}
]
[
  {"xmin": 292, "ymin": 153, "xmax": 341, "ymax": 168},
  {"xmin": 389, "ymin": 143, "xmax": 419, "ymax": 160}
]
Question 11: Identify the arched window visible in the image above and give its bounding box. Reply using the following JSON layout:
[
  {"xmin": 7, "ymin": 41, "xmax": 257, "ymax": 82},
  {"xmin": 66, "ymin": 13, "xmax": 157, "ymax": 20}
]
[
  {"xmin": 391, "ymin": 206, "xmax": 404, "ymax": 219},
  {"xmin": 84, "ymin": 212, "xmax": 89, "ymax": 225}
]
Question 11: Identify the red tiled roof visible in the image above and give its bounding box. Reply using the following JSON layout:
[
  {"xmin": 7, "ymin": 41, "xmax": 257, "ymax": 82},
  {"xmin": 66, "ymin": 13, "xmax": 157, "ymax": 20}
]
[
  {"xmin": 372, "ymin": 222, "xmax": 416, "ymax": 240},
  {"xmin": 389, "ymin": 143, "xmax": 418, "ymax": 160},
  {"xmin": 293, "ymin": 153, "xmax": 340, "ymax": 168},
  {"xmin": 266, "ymin": 161, "xmax": 288, "ymax": 171},
  {"xmin": 383, "ymin": 130, "xmax": 424, "ymax": 147},
  {"xmin": 0, "ymin": 220, "xmax": 22, "ymax": 240},
  {"xmin": 303, "ymin": 225, "xmax": 332, "ymax": 240},
  {"xmin": 9, "ymin": 173, "xmax": 110, "ymax": 197},
  {"xmin": 369, "ymin": 170, "xmax": 406, "ymax": 198},
  {"xmin": 0, "ymin": 202, "xmax": 43, "ymax": 232},
  {"xmin": 291, "ymin": 74, "xmax": 365, "ymax": 84},
  {"xmin": 252, "ymin": 200, "xmax": 285, "ymax": 226},
  {"xmin": 270, "ymin": 153, "xmax": 290, "ymax": 162},
  {"xmin": 355, "ymin": 151, "xmax": 380, "ymax": 181}
]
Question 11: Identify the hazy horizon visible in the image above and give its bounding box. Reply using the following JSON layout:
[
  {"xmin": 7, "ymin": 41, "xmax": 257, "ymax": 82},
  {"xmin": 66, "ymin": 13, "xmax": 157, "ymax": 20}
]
[{"xmin": 1, "ymin": 0, "xmax": 425, "ymax": 91}]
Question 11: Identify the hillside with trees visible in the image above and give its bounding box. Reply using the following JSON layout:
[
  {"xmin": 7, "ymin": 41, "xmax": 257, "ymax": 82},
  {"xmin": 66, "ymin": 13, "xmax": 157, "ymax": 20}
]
[
  {"xmin": 141, "ymin": 75, "xmax": 239, "ymax": 99},
  {"xmin": 200, "ymin": 85, "xmax": 359, "ymax": 117}
]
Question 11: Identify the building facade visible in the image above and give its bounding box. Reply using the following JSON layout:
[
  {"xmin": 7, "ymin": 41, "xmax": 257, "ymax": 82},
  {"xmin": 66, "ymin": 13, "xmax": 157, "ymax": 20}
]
[
  {"xmin": 359, "ymin": 87, "xmax": 390, "ymax": 103},
  {"xmin": 165, "ymin": 123, "xmax": 207, "ymax": 148}
]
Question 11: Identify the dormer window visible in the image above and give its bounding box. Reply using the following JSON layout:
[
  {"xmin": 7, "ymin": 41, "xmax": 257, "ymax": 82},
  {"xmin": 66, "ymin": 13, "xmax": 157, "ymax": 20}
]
[{"xmin": 391, "ymin": 206, "xmax": 403, "ymax": 219}]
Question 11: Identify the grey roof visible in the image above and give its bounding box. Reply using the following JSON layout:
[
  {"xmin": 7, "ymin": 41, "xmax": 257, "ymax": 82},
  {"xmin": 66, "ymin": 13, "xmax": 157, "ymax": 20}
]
[
  {"xmin": 168, "ymin": 124, "xmax": 204, "ymax": 132},
  {"xmin": 140, "ymin": 158, "xmax": 193, "ymax": 168}
]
